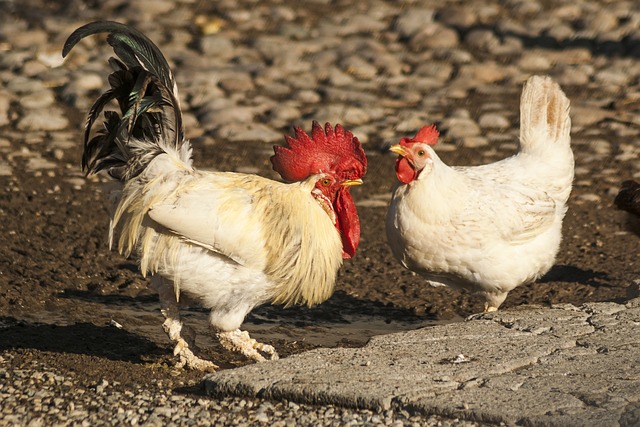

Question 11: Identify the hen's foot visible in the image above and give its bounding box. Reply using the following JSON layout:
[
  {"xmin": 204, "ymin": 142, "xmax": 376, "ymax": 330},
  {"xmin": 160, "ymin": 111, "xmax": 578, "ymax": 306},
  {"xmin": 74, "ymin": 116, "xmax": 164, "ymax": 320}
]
[
  {"xmin": 466, "ymin": 304, "xmax": 498, "ymax": 321},
  {"xmin": 484, "ymin": 304, "xmax": 499, "ymax": 313},
  {"xmin": 217, "ymin": 329, "xmax": 279, "ymax": 362}
]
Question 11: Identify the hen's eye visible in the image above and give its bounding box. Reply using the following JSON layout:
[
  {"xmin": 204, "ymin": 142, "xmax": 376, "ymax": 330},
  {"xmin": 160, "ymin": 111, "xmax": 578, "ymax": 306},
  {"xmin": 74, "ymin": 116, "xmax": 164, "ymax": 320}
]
[
  {"xmin": 417, "ymin": 150, "xmax": 425, "ymax": 157},
  {"xmin": 321, "ymin": 178, "xmax": 331, "ymax": 186}
]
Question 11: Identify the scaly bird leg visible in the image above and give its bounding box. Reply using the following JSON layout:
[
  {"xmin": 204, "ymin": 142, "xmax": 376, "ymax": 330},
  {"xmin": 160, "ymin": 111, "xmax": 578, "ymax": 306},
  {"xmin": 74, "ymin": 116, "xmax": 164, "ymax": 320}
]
[
  {"xmin": 484, "ymin": 303, "xmax": 498, "ymax": 313},
  {"xmin": 154, "ymin": 277, "xmax": 219, "ymax": 372},
  {"xmin": 217, "ymin": 329, "xmax": 279, "ymax": 362}
]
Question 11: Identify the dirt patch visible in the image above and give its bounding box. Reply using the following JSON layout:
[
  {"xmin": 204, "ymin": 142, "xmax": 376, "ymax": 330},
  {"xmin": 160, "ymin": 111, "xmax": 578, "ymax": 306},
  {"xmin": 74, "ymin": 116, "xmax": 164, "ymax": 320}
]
[{"xmin": 1, "ymin": 124, "xmax": 638, "ymax": 394}]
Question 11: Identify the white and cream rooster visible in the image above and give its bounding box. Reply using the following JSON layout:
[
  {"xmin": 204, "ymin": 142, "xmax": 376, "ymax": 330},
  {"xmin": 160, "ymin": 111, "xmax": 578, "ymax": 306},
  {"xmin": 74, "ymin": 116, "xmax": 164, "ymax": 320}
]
[
  {"xmin": 63, "ymin": 21, "xmax": 367, "ymax": 370},
  {"xmin": 386, "ymin": 76, "xmax": 574, "ymax": 312}
]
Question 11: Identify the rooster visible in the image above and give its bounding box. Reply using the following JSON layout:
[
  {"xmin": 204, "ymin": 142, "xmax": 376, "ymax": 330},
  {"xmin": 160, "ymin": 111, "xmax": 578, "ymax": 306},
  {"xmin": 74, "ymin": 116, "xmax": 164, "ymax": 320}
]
[
  {"xmin": 62, "ymin": 21, "xmax": 367, "ymax": 371},
  {"xmin": 386, "ymin": 76, "xmax": 573, "ymax": 312}
]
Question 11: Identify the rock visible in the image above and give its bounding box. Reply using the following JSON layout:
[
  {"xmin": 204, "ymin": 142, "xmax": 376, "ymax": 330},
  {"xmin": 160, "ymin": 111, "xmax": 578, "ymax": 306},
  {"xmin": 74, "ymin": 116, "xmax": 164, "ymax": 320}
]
[
  {"xmin": 19, "ymin": 90, "xmax": 55, "ymax": 110},
  {"xmin": 436, "ymin": 6, "xmax": 477, "ymax": 27},
  {"xmin": 218, "ymin": 73, "xmax": 255, "ymax": 93},
  {"xmin": 517, "ymin": 52, "xmax": 552, "ymax": 71},
  {"xmin": 312, "ymin": 105, "xmax": 371, "ymax": 127},
  {"xmin": 478, "ymin": 113, "xmax": 510, "ymax": 129},
  {"xmin": 71, "ymin": 73, "xmax": 104, "ymax": 91},
  {"xmin": 410, "ymin": 24, "xmax": 459, "ymax": 50},
  {"xmin": 200, "ymin": 35, "xmax": 235, "ymax": 59},
  {"xmin": 215, "ymin": 123, "xmax": 282, "ymax": 143},
  {"xmin": 462, "ymin": 136, "xmax": 489, "ymax": 148},
  {"xmin": 570, "ymin": 106, "xmax": 613, "ymax": 128},
  {"xmin": 17, "ymin": 109, "xmax": 69, "ymax": 132},
  {"xmin": 453, "ymin": 62, "xmax": 509, "ymax": 86},
  {"xmin": 0, "ymin": 161, "xmax": 12, "ymax": 176},
  {"xmin": 440, "ymin": 117, "xmax": 481, "ymax": 139},
  {"xmin": 0, "ymin": 92, "xmax": 11, "ymax": 127},
  {"xmin": 341, "ymin": 56, "xmax": 378, "ymax": 80},
  {"xmin": 594, "ymin": 69, "xmax": 630, "ymax": 86},
  {"xmin": 589, "ymin": 139, "xmax": 612, "ymax": 155},
  {"xmin": 394, "ymin": 8, "xmax": 435, "ymax": 38}
]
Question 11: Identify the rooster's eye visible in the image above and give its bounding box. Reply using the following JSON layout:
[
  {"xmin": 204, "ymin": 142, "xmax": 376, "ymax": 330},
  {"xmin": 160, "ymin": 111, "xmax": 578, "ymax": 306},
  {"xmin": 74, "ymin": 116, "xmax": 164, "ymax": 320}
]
[
  {"xmin": 321, "ymin": 178, "xmax": 331, "ymax": 186},
  {"xmin": 417, "ymin": 150, "xmax": 425, "ymax": 157}
]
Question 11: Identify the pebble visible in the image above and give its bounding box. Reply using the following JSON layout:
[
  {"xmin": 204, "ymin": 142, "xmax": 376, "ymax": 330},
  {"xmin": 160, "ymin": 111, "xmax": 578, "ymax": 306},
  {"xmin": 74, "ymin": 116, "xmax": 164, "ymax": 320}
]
[
  {"xmin": 478, "ymin": 113, "xmax": 510, "ymax": 129},
  {"xmin": 17, "ymin": 109, "xmax": 69, "ymax": 132},
  {"xmin": 440, "ymin": 117, "xmax": 481, "ymax": 139},
  {"xmin": 215, "ymin": 123, "xmax": 283, "ymax": 143}
]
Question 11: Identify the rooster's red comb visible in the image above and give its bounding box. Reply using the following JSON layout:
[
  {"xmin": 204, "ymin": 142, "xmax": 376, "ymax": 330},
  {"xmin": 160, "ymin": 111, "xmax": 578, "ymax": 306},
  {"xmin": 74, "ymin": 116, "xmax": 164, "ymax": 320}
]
[
  {"xmin": 271, "ymin": 121, "xmax": 367, "ymax": 182},
  {"xmin": 400, "ymin": 124, "xmax": 439, "ymax": 147}
]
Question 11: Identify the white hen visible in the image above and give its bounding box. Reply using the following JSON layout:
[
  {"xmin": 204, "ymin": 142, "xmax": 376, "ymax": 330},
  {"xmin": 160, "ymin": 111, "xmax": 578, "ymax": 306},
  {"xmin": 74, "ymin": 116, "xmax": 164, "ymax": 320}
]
[{"xmin": 386, "ymin": 75, "xmax": 574, "ymax": 312}]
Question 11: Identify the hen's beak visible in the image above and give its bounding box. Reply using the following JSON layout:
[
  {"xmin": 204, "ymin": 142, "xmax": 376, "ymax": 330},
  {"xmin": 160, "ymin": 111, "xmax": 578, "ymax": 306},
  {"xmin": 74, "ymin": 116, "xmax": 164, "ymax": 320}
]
[
  {"xmin": 342, "ymin": 179, "xmax": 363, "ymax": 187},
  {"xmin": 388, "ymin": 144, "xmax": 408, "ymax": 157}
]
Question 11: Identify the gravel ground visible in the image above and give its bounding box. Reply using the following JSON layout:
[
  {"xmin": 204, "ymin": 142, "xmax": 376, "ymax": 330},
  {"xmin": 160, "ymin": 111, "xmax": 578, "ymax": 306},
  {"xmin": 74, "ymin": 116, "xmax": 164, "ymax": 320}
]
[{"xmin": 1, "ymin": 0, "xmax": 639, "ymax": 425}]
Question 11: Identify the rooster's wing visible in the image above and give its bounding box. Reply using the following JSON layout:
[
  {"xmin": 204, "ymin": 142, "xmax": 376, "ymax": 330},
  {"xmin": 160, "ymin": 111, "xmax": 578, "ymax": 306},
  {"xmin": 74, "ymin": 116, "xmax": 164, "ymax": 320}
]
[{"xmin": 147, "ymin": 174, "xmax": 267, "ymax": 267}]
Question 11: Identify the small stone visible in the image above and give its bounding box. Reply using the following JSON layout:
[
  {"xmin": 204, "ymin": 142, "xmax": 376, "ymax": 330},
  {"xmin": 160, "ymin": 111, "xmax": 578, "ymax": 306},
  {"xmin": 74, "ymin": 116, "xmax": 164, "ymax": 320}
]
[
  {"xmin": 589, "ymin": 139, "xmax": 611, "ymax": 155},
  {"xmin": 200, "ymin": 35, "xmax": 235, "ymax": 59},
  {"xmin": 577, "ymin": 193, "xmax": 601, "ymax": 203},
  {"xmin": 26, "ymin": 156, "xmax": 57, "ymax": 170},
  {"xmin": 394, "ymin": 8, "xmax": 435, "ymax": 38},
  {"xmin": 0, "ymin": 161, "xmax": 12, "ymax": 176},
  {"xmin": 216, "ymin": 123, "xmax": 282, "ymax": 143},
  {"xmin": 440, "ymin": 117, "xmax": 481, "ymax": 138},
  {"xmin": 73, "ymin": 73, "xmax": 105, "ymax": 91},
  {"xmin": 410, "ymin": 24, "xmax": 459, "ymax": 50},
  {"xmin": 518, "ymin": 52, "xmax": 552, "ymax": 71},
  {"xmin": 18, "ymin": 109, "xmax": 69, "ymax": 132},
  {"xmin": 462, "ymin": 136, "xmax": 489, "ymax": 148},
  {"xmin": 436, "ymin": 6, "xmax": 477, "ymax": 27},
  {"xmin": 218, "ymin": 73, "xmax": 255, "ymax": 93},
  {"xmin": 19, "ymin": 90, "xmax": 55, "ymax": 109},
  {"xmin": 478, "ymin": 113, "xmax": 510, "ymax": 129}
]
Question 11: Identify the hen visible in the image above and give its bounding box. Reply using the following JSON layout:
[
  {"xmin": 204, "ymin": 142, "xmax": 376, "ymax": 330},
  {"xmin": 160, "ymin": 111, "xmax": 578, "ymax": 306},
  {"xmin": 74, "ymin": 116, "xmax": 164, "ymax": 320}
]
[
  {"xmin": 62, "ymin": 21, "xmax": 367, "ymax": 370},
  {"xmin": 386, "ymin": 76, "xmax": 573, "ymax": 312},
  {"xmin": 615, "ymin": 180, "xmax": 640, "ymax": 218}
]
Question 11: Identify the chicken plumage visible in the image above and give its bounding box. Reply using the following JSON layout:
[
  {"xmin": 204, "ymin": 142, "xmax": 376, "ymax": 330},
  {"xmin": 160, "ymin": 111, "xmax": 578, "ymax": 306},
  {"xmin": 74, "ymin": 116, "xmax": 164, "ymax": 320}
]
[
  {"xmin": 63, "ymin": 21, "xmax": 367, "ymax": 370},
  {"xmin": 386, "ymin": 76, "xmax": 573, "ymax": 312},
  {"xmin": 615, "ymin": 180, "xmax": 640, "ymax": 218}
]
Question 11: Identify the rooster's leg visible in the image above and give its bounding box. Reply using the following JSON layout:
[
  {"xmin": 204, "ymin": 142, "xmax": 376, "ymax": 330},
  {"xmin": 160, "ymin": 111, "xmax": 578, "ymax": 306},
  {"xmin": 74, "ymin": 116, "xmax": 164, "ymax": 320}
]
[
  {"xmin": 217, "ymin": 329, "xmax": 279, "ymax": 362},
  {"xmin": 154, "ymin": 276, "xmax": 219, "ymax": 371}
]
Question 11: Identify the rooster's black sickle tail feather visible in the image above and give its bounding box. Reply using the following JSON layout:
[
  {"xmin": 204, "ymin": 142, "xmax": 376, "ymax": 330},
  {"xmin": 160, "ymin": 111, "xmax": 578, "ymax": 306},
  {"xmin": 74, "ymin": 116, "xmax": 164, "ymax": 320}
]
[{"xmin": 63, "ymin": 21, "xmax": 185, "ymax": 180}]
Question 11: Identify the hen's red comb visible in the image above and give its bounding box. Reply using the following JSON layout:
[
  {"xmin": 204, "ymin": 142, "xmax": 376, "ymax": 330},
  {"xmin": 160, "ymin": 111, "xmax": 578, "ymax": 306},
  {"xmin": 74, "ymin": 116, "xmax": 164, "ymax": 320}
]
[
  {"xmin": 400, "ymin": 124, "xmax": 439, "ymax": 147},
  {"xmin": 271, "ymin": 121, "xmax": 367, "ymax": 182}
]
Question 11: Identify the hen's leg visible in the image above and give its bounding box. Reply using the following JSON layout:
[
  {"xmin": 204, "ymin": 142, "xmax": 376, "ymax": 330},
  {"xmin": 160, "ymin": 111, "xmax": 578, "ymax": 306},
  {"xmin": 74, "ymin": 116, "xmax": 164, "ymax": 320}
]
[
  {"xmin": 154, "ymin": 276, "xmax": 219, "ymax": 371},
  {"xmin": 217, "ymin": 329, "xmax": 279, "ymax": 362},
  {"xmin": 484, "ymin": 303, "xmax": 499, "ymax": 313}
]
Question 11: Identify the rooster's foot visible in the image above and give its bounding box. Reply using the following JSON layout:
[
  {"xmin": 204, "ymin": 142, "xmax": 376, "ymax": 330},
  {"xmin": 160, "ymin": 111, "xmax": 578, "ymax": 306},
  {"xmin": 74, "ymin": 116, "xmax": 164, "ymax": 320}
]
[
  {"xmin": 162, "ymin": 312, "xmax": 218, "ymax": 371},
  {"xmin": 217, "ymin": 329, "xmax": 279, "ymax": 362},
  {"xmin": 172, "ymin": 338, "xmax": 219, "ymax": 372}
]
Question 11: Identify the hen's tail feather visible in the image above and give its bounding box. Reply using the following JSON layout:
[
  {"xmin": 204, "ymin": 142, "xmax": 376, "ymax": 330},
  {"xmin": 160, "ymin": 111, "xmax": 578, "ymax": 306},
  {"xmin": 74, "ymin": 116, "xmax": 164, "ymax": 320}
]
[
  {"xmin": 519, "ymin": 75, "xmax": 571, "ymax": 154},
  {"xmin": 63, "ymin": 21, "xmax": 186, "ymax": 180}
]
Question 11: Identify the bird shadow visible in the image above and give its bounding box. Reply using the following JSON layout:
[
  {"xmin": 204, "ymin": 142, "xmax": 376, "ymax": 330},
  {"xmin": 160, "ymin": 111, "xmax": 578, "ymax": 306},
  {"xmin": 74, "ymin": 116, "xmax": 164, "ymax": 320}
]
[
  {"xmin": 0, "ymin": 317, "xmax": 163, "ymax": 363},
  {"xmin": 539, "ymin": 264, "xmax": 612, "ymax": 287}
]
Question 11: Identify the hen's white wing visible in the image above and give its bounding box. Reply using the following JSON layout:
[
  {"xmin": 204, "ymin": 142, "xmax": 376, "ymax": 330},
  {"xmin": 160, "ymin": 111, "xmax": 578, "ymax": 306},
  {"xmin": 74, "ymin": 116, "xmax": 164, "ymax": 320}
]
[{"xmin": 456, "ymin": 176, "xmax": 557, "ymax": 245}]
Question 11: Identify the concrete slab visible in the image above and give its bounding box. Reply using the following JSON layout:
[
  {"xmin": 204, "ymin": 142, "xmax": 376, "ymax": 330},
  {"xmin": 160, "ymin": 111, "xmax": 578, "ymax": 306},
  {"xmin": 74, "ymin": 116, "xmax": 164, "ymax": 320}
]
[{"xmin": 204, "ymin": 299, "xmax": 640, "ymax": 426}]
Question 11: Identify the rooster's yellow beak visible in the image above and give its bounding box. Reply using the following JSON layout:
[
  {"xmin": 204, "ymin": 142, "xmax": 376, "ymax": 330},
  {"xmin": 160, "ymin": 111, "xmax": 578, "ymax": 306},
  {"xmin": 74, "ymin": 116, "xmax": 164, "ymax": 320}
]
[
  {"xmin": 388, "ymin": 144, "xmax": 408, "ymax": 157},
  {"xmin": 342, "ymin": 179, "xmax": 363, "ymax": 187}
]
